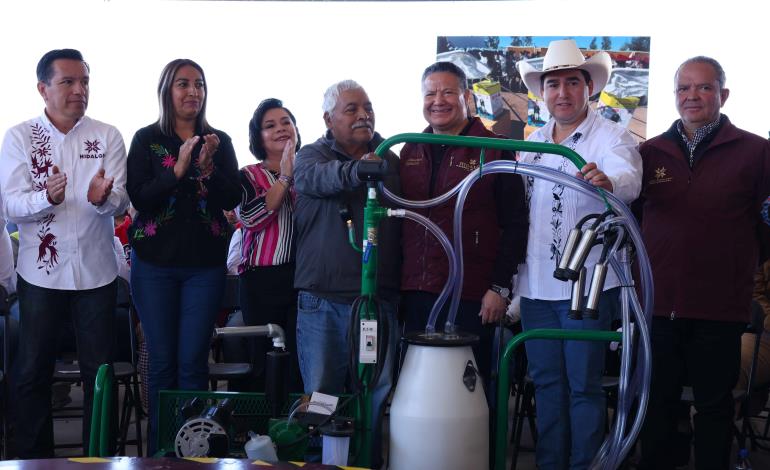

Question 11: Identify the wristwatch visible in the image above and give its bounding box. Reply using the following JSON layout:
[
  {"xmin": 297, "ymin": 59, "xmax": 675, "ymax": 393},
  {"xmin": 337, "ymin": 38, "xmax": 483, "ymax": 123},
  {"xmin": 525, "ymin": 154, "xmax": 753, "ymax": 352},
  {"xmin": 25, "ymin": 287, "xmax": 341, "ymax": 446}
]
[{"xmin": 490, "ymin": 284, "xmax": 511, "ymax": 299}]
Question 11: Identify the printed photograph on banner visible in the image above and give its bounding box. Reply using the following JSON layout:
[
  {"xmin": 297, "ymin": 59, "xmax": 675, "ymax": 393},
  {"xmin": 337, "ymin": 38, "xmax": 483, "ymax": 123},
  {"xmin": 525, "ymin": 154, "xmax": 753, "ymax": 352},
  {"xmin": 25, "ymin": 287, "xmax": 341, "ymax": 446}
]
[{"xmin": 436, "ymin": 35, "xmax": 650, "ymax": 143}]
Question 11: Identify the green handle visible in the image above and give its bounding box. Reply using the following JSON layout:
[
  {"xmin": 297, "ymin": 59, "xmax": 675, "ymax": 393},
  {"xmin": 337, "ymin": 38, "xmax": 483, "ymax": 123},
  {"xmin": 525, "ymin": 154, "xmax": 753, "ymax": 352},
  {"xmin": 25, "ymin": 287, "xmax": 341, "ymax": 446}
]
[
  {"xmin": 347, "ymin": 220, "xmax": 363, "ymax": 253},
  {"xmin": 374, "ymin": 133, "xmax": 587, "ymax": 168},
  {"xmin": 494, "ymin": 329, "xmax": 622, "ymax": 470},
  {"xmin": 374, "ymin": 132, "xmax": 611, "ymax": 208}
]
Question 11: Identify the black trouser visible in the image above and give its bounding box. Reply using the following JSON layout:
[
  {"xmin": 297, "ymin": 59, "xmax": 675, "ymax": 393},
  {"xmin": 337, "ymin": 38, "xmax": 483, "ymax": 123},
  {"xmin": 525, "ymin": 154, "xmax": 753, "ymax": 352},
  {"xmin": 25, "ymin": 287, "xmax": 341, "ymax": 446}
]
[
  {"xmin": 12, "ymin": 276, "xmax": 116, "ymax": 458},
  {"xmin": 238, "ymin": 263, "xmax": 302, "ymax": 393},
  {"xmin": 639, "ymin": 316, "xmax": 744, "ymax": 470}
]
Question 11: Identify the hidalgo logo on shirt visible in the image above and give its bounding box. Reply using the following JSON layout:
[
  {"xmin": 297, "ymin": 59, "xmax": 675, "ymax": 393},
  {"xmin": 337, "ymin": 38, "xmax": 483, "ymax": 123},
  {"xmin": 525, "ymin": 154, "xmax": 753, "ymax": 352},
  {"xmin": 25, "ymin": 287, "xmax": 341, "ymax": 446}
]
[
  {"xmin": 650, "ymin": 166, "xmax": 672, "ymax": 185},
  {"xmin": 80, "ymin": 139, "xmax": 105, "ymax": 159}
]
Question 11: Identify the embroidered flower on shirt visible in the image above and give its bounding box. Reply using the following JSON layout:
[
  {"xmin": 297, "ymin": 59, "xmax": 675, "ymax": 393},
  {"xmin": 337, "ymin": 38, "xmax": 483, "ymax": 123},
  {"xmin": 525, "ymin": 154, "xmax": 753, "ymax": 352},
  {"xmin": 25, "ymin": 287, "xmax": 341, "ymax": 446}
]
[
  {"xmin": 161, "ymin": 154, "xmax": 176, "ymax": 168},
  {"xmin": 28, "ymin": 124, "xmax": 59, "ymax": 274},
  {"xmin": 198, "ymin": 206, "xmax": 228, "ymax": 239},
  {"xmin": 144, "ymin": 221, "xmax": 157, "ymax": 236},
  {"xmin": 131, "ymin": 204, "xmax": 175, "ymax": 240},
  {"xmin": 150, "ymin": 144, "xmax": 176, "ymax": 168},
  {"xmin": 30, "ymin": 123, "xmax": 53, "ymax": 180}
]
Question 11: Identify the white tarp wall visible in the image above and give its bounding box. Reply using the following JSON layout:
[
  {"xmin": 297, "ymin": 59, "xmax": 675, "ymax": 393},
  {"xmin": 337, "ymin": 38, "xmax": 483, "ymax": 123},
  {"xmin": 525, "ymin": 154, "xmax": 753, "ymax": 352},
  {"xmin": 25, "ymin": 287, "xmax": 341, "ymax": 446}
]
[{"xmin": 0, "ymin": 0, "xmax": 766, "ymax": 167}]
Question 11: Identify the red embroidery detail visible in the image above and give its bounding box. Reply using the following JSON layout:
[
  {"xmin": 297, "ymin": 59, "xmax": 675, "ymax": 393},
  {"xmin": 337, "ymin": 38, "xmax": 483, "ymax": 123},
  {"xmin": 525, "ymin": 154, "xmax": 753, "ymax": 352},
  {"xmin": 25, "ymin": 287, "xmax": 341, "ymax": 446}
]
[
  {"xmin": 36, "ymin": 213, "xmax": 59, "ymax": 274},
  {"xmin": 30, "ymin": 123, "xmax": 53, "ymax": 180},
  {"xmin": 29, "ymin": 123, "xmax": 59, "ymax": 274}
]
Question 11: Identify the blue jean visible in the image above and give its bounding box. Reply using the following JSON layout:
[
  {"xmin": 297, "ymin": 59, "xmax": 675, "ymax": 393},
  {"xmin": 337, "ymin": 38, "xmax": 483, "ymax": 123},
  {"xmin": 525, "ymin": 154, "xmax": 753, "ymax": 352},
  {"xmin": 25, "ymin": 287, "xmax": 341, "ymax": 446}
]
[
  {"xmin": 12, "ymin": 275, "xmax": 116, "ymax": 458},
  {"xmin": 519, "ymin": 288, "xmax": 619, "ymax": 470},
  {"xmin": 295, "ymin": 291, "xmax": 398, "ymax": 467},
  {"xmin": 130, "ymin": 253, "xmax": 225, "ymax": 455}
]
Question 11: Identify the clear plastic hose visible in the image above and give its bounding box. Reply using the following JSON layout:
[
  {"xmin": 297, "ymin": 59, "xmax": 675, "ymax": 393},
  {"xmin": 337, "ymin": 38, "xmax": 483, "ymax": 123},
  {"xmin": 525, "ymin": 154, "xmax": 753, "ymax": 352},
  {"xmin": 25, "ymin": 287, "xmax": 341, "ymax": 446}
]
[
  {"xmin": 381, "ymin": 159, "xmax": 653, "ymax": 468},
  {"xmin": 386, "ymin": 208, "xmax": 457, "ymax": 335}
]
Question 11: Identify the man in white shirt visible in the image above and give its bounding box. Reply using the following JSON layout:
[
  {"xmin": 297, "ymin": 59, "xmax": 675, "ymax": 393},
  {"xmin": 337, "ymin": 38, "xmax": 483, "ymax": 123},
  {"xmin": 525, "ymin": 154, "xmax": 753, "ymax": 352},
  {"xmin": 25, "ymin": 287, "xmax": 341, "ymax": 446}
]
[
  {"xmin": 515, "ymin": 39, "xmax": 642, "ymax": 469},
  {"xmin": 0, "ymin": 48, "xmax": 128, "ymax": 458}
]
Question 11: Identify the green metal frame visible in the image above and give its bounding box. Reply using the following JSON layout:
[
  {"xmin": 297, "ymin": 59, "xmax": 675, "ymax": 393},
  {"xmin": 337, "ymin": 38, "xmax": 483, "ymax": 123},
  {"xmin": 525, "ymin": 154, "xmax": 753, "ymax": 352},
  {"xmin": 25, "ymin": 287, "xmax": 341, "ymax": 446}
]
[
  {"xmin": 374, "ymin": 132, "xmax": 610, "ymax": 209},
  {"xmin": 350, "ymin": 133, "xmax": 615, "ymax": 468},
  {"xmin": 493, "ymin": 329, "xmax": 622, "ymax": 470},
  {"xmin": 350, "ymin": 183, "xmax": 390, "ymax": 467}
]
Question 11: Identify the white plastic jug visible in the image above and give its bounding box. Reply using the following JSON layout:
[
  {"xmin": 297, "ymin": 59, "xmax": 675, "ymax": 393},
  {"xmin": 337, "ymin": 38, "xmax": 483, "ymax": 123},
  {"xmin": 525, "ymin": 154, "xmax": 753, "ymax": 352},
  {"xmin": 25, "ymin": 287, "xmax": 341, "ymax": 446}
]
[
  {"xmin": 244, "ymin": 431, "xmax": 278, "ymax": 462},
  {"xmin": 389, "ymin": 332, "xmax": 489, "ymax": 470}
]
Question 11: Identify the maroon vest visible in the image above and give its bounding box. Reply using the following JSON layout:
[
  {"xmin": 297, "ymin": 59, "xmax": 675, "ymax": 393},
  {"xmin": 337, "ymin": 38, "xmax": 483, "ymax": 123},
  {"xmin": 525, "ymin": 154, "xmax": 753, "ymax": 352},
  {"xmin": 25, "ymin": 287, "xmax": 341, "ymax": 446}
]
[{"xmin": 399, "ymin": 118, "xmax": 506, "ymax": 300}]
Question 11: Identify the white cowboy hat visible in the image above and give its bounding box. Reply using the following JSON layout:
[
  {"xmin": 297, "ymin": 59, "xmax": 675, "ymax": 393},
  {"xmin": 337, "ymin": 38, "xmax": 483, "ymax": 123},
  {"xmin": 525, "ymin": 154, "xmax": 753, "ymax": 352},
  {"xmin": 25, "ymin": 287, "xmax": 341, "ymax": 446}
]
[{"xmin": 517, "ymin": 39, "xmax": 612, "ymax": 99}]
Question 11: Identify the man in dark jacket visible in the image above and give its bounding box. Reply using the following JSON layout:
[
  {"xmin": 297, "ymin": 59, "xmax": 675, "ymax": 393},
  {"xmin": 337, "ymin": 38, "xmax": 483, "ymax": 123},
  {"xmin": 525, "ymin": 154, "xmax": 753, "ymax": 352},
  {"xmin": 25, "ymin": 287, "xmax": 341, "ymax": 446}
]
[
  {"xmin": 293, "ymin": 79, "xmax": 400, "ymax": 468},
  {"xmin": 399, "ymin": 61, "xmax": 528, "ymax": 383},
  {"xmin": 637, "ymin": 56, "xmax": 770, "ymax": 470}
]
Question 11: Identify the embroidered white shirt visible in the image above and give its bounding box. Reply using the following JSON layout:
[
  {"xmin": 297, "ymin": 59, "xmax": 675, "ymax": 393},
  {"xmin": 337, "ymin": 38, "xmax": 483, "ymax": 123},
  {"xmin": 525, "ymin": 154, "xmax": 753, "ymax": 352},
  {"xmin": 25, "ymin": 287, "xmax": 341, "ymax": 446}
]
[
  {"xmin": 518, "ymin": 107, "xmax": 642, "ymax": 301},
  {"xmin": 0, "ymin": 113, "xmax": 128, "ymax": 290}
]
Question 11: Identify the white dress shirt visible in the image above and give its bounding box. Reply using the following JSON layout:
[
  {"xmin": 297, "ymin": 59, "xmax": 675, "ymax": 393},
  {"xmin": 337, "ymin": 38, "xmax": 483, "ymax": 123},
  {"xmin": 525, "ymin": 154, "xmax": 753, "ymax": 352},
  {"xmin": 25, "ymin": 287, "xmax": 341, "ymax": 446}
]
[
  {"xmin": 113, "ymin": 236, "xmax": 130, "ymax": 282},
  {"xmin": 517, "ymin": 107, "xmax": 642, "ymax": 301},
  {"xmin": 227, "ymin": 228, "xmax": 242, "ymax": 275},
  {"xmin": 0, "ymin": 113, "xmax": 128, "ymax": 290}
]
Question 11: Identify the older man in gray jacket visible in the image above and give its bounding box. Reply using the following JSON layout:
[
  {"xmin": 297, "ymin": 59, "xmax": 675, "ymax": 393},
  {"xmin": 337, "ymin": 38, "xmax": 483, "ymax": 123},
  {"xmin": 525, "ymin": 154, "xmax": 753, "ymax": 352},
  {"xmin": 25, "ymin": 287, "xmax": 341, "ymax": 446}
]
[{"xmin": 293, "ymin": 79, "xmax": 400, "ymax": 468}]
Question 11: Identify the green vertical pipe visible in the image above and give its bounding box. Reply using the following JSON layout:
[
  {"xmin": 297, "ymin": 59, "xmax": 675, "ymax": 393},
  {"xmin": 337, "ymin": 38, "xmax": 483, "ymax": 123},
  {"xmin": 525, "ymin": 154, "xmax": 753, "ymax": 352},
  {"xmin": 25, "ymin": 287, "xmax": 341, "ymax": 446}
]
[
  {"xmin": 361, "ymin": 183, "xmax": 387, "ymax": 300},
  {"xmin": 494, "ymin": 329, "xmax": 621, "ymax": 470},
  {"xmin": 354, "ymin": 182, "xmax": 388, "ymax": 468}
]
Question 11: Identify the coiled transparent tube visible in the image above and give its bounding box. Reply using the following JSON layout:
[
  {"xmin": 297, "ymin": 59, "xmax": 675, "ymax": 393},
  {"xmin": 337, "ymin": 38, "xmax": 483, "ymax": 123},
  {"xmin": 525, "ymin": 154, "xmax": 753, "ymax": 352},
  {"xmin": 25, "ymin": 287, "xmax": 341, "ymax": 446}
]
[{"xmin": 379, "ymin": 159, "xmax": 653, "ymax": 468}]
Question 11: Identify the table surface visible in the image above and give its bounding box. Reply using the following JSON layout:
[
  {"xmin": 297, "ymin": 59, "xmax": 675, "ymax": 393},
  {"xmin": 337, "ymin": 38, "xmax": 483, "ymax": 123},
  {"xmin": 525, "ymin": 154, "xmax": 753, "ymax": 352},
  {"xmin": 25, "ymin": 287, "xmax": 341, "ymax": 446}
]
[{"xmin": 0, "ymin": 457, "xmax": 368, "ymax": 469}]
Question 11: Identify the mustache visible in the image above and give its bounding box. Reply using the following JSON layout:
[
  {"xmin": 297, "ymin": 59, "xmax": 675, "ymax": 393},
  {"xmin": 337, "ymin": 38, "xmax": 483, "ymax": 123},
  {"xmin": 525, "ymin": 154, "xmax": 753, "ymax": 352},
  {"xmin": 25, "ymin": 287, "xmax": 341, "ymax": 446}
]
[{"xmin": 352, "ymin": 120, "xmax": 373, "ymax": 130}]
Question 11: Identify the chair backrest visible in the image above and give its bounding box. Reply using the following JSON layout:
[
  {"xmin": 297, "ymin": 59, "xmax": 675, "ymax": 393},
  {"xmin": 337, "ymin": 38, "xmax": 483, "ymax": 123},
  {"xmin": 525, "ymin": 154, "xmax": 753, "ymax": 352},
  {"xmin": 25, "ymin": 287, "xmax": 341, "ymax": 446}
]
[
  {"xmin": 115, "ymin": 277, "xmax": 138, "ymax": 365},
  {"xmin": 88, "ymin": 363, "xmax": 114, "ymax": 457}
]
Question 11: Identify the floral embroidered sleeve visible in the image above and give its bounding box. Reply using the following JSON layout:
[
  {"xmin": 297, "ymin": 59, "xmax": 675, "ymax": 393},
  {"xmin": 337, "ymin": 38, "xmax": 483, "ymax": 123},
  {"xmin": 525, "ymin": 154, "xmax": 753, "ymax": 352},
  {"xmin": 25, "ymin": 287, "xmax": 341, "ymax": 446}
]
[
  {"xmin": 126, "ymin": 130, "xmax": 179, "ymax": 213},
  {"xmin": 0, "ymin": 124, "xmax": 57, "ymax": 223},
  {"xmin": 237, "ymin": 166, "xmax": 280, "ymax": 233}
]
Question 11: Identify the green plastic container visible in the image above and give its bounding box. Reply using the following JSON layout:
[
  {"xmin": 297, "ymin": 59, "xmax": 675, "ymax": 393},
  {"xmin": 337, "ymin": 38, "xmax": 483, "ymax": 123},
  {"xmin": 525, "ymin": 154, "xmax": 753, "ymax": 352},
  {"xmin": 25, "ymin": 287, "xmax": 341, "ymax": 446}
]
[{"xmin": 268, "ymin": 417, "xmax": 309, "ymax": 461}]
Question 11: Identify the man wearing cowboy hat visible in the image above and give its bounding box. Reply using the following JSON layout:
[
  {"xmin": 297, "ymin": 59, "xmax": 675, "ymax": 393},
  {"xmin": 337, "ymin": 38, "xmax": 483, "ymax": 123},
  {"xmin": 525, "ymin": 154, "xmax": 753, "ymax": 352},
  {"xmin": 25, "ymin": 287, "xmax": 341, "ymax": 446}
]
[
  {"xmin": 516, "ymin": 39, "xmax": 641, "ymax": 469},
  {"xmin": 636, "ymin": 56, "xmax": 770, "ymax": 470}
]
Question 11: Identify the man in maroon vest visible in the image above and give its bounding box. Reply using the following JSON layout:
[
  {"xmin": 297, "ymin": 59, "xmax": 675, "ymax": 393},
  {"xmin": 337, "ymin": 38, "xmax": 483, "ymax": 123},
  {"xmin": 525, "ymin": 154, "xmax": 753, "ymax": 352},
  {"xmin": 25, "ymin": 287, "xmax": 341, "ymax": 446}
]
[{"xmin": 399, "ymin": 61, "xmax": 528, "ymax": 383}]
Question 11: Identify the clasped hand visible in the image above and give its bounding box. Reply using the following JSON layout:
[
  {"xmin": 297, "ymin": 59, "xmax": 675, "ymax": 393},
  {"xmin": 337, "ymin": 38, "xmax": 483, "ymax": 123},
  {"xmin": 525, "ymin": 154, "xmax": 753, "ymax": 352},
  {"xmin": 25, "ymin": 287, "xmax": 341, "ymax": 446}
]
[{"xmin": 174, "ymin": 134, "xmax": 219, "ymax": 180}]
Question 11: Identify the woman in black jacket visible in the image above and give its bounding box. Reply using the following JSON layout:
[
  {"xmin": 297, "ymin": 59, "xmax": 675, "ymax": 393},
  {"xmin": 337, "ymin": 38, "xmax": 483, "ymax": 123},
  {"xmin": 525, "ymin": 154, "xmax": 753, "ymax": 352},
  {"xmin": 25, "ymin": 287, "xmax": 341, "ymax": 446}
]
[{"xmin": 126, "ymin": 58, "xmax": 240, "ymax": 453}]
